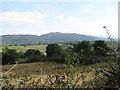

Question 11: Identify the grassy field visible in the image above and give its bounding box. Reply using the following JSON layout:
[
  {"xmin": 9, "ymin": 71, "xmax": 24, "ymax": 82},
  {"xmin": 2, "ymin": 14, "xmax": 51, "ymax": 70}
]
[
  {"xmin": 59, "ymin": 44, "xmax": 73, "ymax": 50},
  {"xmin": 3, "ymin": 45, "xmax": 47, "ymax": 54},
  {"xmin": 1, "ymin": 44, "xmax": 73, "ymax": 54},
  {"xmin": 2, "ymin": 61, "xmax": 115, "ymax": 88}
]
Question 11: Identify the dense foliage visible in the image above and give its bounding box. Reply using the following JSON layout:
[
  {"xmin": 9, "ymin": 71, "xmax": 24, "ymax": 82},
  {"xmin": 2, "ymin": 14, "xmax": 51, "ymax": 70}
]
[
  {"xmin": 2, "ymin": 48, "xmax": 18, "ymax": 65},
  {"xmin": 93, "ymin": 40, "xmax": 111, "ymax": 56},
  {"xmin": 24, "ymin": 49, "xmax": 42, "ymax": 57},
  {"xmin": 2, "ymin": 40, "xmax": 114, "ymax": 65},
  {"xmin": 24, "ymin": 49, "xmax": 45, "ymax": 63},
  {"xmin": 46, "ymin": 44, "xmax": 65, "ymax": 63},
  {"xmin": 73, "ymin": 41, "xmax": 92, "ymax": 55}
]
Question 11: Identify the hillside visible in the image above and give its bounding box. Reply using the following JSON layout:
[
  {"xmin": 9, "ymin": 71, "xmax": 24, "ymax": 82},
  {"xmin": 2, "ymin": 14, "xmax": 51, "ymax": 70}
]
[
  {"xmin": 2, "ymin": 60, "xmax": 117, "ymax": 88},
  {"xmin": 2, "ymin": 32, "xmax": 103, "ymax": 45},
  {"xmin": 2, "ymin": 35, "xmax": 40, "ymax": 44}
]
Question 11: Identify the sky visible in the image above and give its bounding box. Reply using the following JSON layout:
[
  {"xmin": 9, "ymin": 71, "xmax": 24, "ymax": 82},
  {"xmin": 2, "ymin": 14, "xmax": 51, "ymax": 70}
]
[{"xmin": 0, "ymin": 0, "xmax": 118, "ymax": 38}]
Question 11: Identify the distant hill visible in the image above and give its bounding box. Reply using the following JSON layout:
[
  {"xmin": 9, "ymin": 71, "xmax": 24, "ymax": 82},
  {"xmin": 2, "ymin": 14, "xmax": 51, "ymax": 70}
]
[
  {"xmin": 40, "ymin": 32, "xmax": 100, "ymax": 42},
  {"xmin": 2, "ymin": 32, "xmax": 104, "ymax": 45}
]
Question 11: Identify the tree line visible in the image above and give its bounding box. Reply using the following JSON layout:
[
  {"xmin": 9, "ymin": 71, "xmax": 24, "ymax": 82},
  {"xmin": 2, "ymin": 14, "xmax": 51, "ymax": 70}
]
[{"xmin": 2, "ymin": 40, "xmax": 116, "ymax": 65}]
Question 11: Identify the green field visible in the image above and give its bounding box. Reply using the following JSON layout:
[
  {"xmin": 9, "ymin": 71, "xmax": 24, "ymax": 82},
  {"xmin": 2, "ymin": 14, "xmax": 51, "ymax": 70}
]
[
  {"xmin": 2, "ymin": 44, "xmax": 73, "ymax": 54},
  {"xmin": 3, "ymin": 45, "xmax": 47, "ymax": 54},
  {"xmin": 59, "ymin": 44, "xmax": 73, "ymax": 50}
]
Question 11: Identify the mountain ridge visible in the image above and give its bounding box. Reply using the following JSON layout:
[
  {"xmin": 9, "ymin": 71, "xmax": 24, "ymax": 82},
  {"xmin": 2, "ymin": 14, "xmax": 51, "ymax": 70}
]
[{"xmin": 1, "ymin": 32, "xmax": 105, "ymax": 45}]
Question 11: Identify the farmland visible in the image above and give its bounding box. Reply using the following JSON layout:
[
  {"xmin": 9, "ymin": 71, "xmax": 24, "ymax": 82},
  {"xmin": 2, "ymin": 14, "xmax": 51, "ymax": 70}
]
[
  {"xmin": 2, "ymin": 44, "xmax": 73, "ymax": 54},
  {"xmin": 3, "ymin": 45, "xmax": 47, "ymax": 54}
]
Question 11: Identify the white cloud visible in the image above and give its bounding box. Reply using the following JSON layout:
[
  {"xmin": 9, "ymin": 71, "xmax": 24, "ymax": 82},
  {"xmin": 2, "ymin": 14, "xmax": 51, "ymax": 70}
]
[
  {"xmin": 63, "ymin": 17, "xmax": 82, "ymax": 23},
  {"xmin": 0, "ymin": 11, "xmax": 47, "ymax": 26},
  {"xmin": 53, "ymin": 14, "xmax": 64, "ymax": 19},
  {"xmin": 105, "ymin": 7, "xmax": 113, "ymax": 11},
  {"xmin": 80, "ymin": 9, "xmax": 89, "ymax": 14},
  {"xmin": 51, "ymin": 16, "xmax": 117, "ymax": 38},
  {"xmin": 1, "ymin": 11, "xmax": 117, "ymax": 38}
]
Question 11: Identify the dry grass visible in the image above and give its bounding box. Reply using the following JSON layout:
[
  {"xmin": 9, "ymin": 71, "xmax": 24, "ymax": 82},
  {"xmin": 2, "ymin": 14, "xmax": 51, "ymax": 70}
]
[
  {"xmin": 2, "ymin": 61, "xmax": 111, "ymax": 88},
  {"xmin": 2, "ymin": 62, "xmax": 64, "ymax": 75}
]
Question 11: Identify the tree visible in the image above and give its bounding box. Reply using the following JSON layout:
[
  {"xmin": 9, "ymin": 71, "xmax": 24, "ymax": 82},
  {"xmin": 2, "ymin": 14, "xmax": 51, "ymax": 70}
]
[
  {"xmin": 24, "ymin": 49, "xmax": 42, "ymax": 57},
  {"xmin": 46, "ymin": 44, "xmax": 64, "ymax": 57},
  {"xmin": 46, "ymin": 44, "xmax": 65, "ymax": 63},
  {"xmin": 18, "ymin": 51, "xmax": 25, "ymax": 58},
  {"xmin": 2, "ymin": 48, "xmax": 18, "ymax": 65},
  {"xmin": 73, "ymin": 41, "xmax": 92, "ymax": 55},
  {"xmin": 93, "ymin": 40, "xmax": 110, "ymax": 56},
  {"xmin": 24, "ymin": 49, "xmax": 45, "ymax": 63}
]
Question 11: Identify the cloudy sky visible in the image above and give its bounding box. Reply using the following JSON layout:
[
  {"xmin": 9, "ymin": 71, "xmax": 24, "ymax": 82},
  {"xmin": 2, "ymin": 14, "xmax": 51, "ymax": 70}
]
[{"xmin": 0, "ymin": 0, "xmax": 118, "ymax": 38}]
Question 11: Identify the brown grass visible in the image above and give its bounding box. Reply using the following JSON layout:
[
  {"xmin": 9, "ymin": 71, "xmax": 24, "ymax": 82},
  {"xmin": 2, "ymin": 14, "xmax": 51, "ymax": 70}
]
[{"xmin": 2, "ymin": 61, "xmax": 112, "ymax": 88}]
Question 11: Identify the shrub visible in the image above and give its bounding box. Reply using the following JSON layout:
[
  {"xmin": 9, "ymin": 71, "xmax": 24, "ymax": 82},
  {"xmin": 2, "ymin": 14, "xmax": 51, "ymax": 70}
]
[
  {"xmin": 79, "ymin": 56, "xmax": 106, "ymax": 65},
  {"xmin": 24, "ymin": 49, "xmax": 41, "ymax": 57},
  {"xmin": 46, "ymin": 56, "xmax": 64, "ymax": 63},
  {"xmin": 73, "ymin": 41, "xmax": 92, "ymax": 55},
  {"xmin": 26, "ymin": 55, "xmax": 45, "ymax": 63},
  {"xmin": 24, "ymin": 49, "xmax": 45, "ymax": 63},
  {"xmin": 46, "ymin": 44, "xmax": 65, "ymax": 63},
  {"xmin": 65, "ymin": 48, "xmax": 80, "ymax": 66},
  {"xmin": 2, "ymin": 48, "xmax": 18, "ymax": 65},
  {"xmin": 18, "ymin": 51, "xmax": 25, "ymax": 58},
  {"xmin": 93, "ymin": 40, "xmax": 111, "ymax": 56}
]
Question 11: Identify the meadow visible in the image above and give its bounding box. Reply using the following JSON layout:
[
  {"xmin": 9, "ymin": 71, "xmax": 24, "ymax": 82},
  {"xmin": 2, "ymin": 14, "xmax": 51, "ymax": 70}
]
[
  {"xmin": 2, "ymin": 44, "xmax": 73, "ymax": 54},
  {"xmin": 3, "ymin": 45, "xmax": 47, "ymax": 54}
]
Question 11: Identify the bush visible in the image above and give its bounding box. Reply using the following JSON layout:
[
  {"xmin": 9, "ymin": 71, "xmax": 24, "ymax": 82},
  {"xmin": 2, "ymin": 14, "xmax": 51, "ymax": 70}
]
[
  {"xmin": 46, "ymin": 44, "xmax": 65, "ymax": 63},
  {"xmin": 103, "ymin": 57, "xmax": 120, "ymax": 88},
  {"xmin": 79, "ymin": 56, "xmax": 103, "ymax": 65},
  {"xmin": 93, "ymin": 40, "xmax": 111, "ymax": 56},
  {"xmin": 47, "ymin": 56, "xmax": 64, "ymax": 63},
  {"xmin": 73, "ymin": 41, "xmax": 92, "ymax": 55},
  {"xmin": 2, "ymin": 48, "xmax": 18, "ymax": 65},
  {"xmin": 65, "ymin": 48, "xmax": 81, "ymax": 66},
  {"xmin": 24, "ymin": 49, "xmax": 41, "ymax": 57},
  {"xmin": 24, "ymin": 49, "xmax": 45, "ymax": 63},
  {"xmin": 79, "ymin": 56, "xmax": 116, "ymax": 65},
  {"xmin": 26, "ymin": 55, "xmax": 45, "ymax": 63},
  {"xmin": 18, "ymin": 51, "xmax": 25, "ymax": 58}
]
